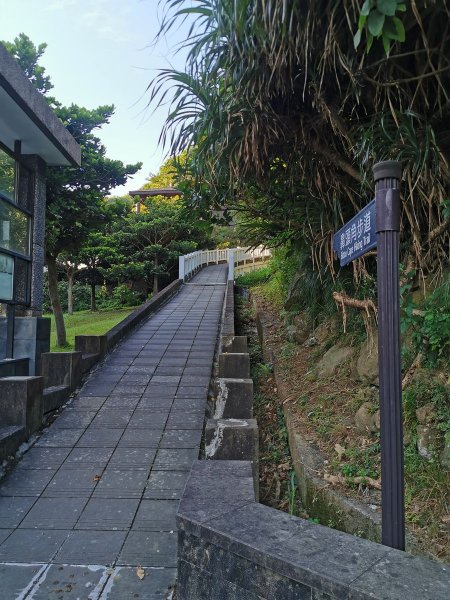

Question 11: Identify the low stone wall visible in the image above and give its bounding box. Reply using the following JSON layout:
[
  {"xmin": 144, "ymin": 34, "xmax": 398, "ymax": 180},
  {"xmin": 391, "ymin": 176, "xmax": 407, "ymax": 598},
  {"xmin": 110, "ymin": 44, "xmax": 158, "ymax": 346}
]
[
  {"xmin": 75, "ymin": 278, "xmax": 183, "ymax": 361},
  {"xmin": 205, "ymin": 278, "xmax": 259, "ymax": 494},
  {"xmin": 105, "ymin": 279, "xmax": 183, "ymax": 351},
  {"xmin": 178, "ymin": 461, "xmax": 449, "ymax": 600},
  {"xmin": 221, "ymin": 280, "xmax": 235, "ymax": 344},
  {"xmin": 177, "ymin": 282, "xmax": 450, "ymax": 599}
]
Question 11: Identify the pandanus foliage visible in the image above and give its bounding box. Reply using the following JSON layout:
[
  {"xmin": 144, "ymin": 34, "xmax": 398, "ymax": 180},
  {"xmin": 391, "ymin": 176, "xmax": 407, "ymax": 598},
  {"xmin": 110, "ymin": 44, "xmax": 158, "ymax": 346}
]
[{"xmin": 151, "ymin": 0, "xmax": 449, "ymax": 278}]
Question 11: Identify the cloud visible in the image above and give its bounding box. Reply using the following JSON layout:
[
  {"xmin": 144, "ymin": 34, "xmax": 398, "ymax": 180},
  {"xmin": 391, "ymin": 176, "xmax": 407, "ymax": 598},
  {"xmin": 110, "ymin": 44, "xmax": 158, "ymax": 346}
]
[
  {"xmin": 46, "ymin": 0, "xmax": 136, "ymax": 43},
  {"xmin": 46, "ymin": 0, "xmax": 77, "ymax": 10},
  {"xmin": 79, "ymin": 1, "xmax": 135, "ymax": 44}
]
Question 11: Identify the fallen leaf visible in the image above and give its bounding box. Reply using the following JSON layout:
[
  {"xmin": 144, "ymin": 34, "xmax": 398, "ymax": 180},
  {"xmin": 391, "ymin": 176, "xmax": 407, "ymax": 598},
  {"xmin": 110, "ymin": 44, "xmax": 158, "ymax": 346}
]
[
  {"xmin": 334, "ymin": 443, "xmax": 346, "ymax": 461},
  {"xmin": 136, "ymin": 566, "xmax": 145, "ymax": 580},
  {"xmin": 324, "ymin": 473, "xmax": 342, "ymax": 486},
  {"xmin": 283, "ymin": 395, "xmax": 295, "ymax": 405},
  {"xmin": 92, "ymin": 475, "xmax": 101, "ymax": 482}
]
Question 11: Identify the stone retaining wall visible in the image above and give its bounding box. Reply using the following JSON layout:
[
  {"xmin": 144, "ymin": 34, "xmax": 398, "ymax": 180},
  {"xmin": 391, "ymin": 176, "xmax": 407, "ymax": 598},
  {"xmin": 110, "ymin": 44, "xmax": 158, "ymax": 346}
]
[{"xmin": 177, "ymin": 281, "xmax": 450, "ymax": 599}]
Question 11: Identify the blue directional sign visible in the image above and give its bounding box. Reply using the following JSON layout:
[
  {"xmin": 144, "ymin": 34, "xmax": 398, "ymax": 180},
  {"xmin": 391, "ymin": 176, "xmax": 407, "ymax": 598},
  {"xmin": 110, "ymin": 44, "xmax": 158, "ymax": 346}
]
[{"xmin": 333, "ymin": 199, "xmax": 377, "ymax": 266}]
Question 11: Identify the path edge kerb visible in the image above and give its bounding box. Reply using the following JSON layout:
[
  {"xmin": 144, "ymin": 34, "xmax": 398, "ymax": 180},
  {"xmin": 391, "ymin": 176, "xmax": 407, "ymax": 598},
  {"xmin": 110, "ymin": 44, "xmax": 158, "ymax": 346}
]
[
  {"xmin": 75, "ymin": 279, "xmax": 183, "ymax": 359},
  {"xmin": 105, "ymin": 279, "xmax": 183, "ymax": 352}
]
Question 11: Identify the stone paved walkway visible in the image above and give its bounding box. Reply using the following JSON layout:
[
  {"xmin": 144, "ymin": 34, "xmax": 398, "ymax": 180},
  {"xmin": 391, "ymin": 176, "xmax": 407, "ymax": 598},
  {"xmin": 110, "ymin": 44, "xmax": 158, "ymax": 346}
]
[{"xmin": 0, "ymin": 265, "xmax": 227, "ymax": 599}]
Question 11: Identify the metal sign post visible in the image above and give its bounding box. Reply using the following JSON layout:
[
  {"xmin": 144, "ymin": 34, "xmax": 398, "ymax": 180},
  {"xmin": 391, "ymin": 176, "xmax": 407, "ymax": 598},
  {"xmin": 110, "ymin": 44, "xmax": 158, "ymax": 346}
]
[
  {"xmin": 333, "ymin": 160, "xmax": 405, "ymax": 550},
  {"xmin": 373, "ymin": 160, "xmax": 405, "ymax": 550}
]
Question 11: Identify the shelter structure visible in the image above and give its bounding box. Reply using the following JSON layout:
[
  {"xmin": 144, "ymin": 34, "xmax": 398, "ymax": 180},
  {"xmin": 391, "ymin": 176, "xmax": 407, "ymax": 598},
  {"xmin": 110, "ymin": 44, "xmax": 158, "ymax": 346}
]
[{"xmin": 0, "ymin": 42, "xmax": 81, "ymax": 375}]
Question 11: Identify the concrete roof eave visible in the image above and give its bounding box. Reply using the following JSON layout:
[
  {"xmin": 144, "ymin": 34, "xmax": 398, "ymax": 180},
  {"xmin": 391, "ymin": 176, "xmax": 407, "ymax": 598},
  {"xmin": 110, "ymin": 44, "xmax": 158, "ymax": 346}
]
[{"xmin": 0, "ymin": 43, "xmax": 81, "ymax": 167}]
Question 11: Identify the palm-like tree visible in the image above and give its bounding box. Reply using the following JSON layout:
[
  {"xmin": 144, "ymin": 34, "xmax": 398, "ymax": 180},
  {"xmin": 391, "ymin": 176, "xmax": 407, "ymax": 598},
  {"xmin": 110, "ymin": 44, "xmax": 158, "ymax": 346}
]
[{"xmin": 151, "ymin": 0, "xmax": 449, "ymax": 274}]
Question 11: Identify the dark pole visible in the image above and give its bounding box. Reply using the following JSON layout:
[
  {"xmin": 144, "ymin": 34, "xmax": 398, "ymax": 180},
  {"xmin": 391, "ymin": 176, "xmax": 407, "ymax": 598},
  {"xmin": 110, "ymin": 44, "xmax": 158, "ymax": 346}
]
[
  {"xmin": 6, "ymin": 304, "xmax": 15, "ymax": 359},
  {"xmin": 373, "ymin": 160, "xmax": 405, "ymax": 550}
]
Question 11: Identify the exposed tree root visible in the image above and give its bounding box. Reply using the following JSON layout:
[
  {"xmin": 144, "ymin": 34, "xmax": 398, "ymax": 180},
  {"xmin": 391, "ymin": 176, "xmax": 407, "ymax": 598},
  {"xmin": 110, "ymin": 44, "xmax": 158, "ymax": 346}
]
[
  {"xmin": 402, "ymin": 352, "xmax": 423, "ymax": 390},
  {"xmin": 324, "ymin": 472, "xmax": 382, "ymax": 490},
  {"xmin": 332, "ymin": 291, "xmax": 378, "ymax": 339}
]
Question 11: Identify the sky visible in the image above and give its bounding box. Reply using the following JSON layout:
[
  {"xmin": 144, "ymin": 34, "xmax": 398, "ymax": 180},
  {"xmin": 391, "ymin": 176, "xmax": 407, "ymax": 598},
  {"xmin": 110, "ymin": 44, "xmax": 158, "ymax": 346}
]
[{"xmin": 1, "ymin": 0, "xmax": 191, "ymax": 195}]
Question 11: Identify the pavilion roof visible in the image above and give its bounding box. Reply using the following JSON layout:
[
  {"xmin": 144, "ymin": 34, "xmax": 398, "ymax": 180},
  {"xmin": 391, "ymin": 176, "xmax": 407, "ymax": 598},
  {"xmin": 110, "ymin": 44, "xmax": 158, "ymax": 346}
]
[{"xmin": 129, "ymin": 187, "xmax": 182, "ymax": 198}]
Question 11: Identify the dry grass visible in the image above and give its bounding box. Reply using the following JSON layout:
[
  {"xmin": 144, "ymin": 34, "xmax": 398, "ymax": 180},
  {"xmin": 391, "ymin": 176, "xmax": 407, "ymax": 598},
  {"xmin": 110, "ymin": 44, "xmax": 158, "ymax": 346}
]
[{"xmin": 247, "ymin": 286, "xmax": 449, "ymax": 561}]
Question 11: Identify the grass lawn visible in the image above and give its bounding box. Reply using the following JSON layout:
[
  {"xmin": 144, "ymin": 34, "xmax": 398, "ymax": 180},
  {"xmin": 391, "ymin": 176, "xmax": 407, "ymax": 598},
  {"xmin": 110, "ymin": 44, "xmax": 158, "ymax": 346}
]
[{"xmin": 47, "ymin": 308, "xmax": 135, "ymax": 352}]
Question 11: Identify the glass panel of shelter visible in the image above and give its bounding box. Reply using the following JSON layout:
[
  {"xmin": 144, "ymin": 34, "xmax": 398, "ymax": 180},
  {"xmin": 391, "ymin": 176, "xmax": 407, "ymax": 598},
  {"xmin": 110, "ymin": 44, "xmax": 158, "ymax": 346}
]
[
  {"xmin": 0, "ymin": 146, "xmax": 16, "ymax": 202},
  {"xmin": 0, "ymin": 144, "xmax": 33, "ymax": 360}
]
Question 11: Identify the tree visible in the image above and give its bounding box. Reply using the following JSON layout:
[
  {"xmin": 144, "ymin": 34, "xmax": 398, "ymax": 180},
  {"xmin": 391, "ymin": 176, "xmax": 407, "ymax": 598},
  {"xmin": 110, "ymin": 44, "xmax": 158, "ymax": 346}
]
[
  {"xmin": 2, "ymin": 33, "xmax": 53, "ymax": 95},
  {"xmin": 45, "ymin": 104, "xmax": 140, "ymax": 344},
  {"xmin": 151, "ymin": 1, "xmax": 449, "ymax": 283},
  {"xmin": 143, "ymin": 153, "xmax": 187, "ymax": 190},
  {"xmin": 57, "ymin": 252, "xmax": 80, "ymax": 315},
  {"xmin": 4, "ymin": 35, "xmax": 141, "ymax": 345},
  {"xmin": 78, "ymin": 229, "xmax": 121, "ymax": 312},
  {"xmin": 104, "ymin": 197, "xmax": 211, "ymax": 295}
]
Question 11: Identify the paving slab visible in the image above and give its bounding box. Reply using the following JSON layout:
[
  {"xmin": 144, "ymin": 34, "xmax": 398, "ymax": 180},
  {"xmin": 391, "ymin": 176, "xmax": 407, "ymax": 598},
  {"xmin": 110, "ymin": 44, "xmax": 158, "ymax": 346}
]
[
  {"xmin": 35, "ymin": 428, "xmax": 84, "ymax": 447},
  {"xmin": 0, "ymin": 528, "xmax": 69, "ymax": 562},
  {"xmin": 144, "ymin": 471, "xmax": 191, "ymax": 500},
  {"xmin": 77, "ymin": 427, "xmax": 124, "ymax": 447},
  {"xmin": 0, "ymin": 468, "xmax": 56, "ymax": 497},
  {"xmin": 64, "ymin": 446, "xmax": 114, "ymax": 469},
  {"xmin": 31, "ymin": 564, "xmax": 108, "ymax": 599},
  {"xmin": 75, "ymin": 497, "xmax": 140, "ymax": 530},
  {"xmin": 160, "ymin": 429, "xmax": 203, "ymax": 449},
  {"xmin": 19, "ymin": 497, "xmax": 87, "ymax": 529},
  {"xmin": 109, "ymin": 446, "xmax": 157, "ymax": 469},
  {"xmin": 153, "ymin": 448, "xmax": 200, "ymax": 471},
  {"xmin": 18, "ymin": 446, "xmax": 72, "ymax": 470},
  {"xmin": 43, "ymin": 468, "xmax": 103, "ymax": 498},
  {"xmin": 0, "ymin": 529, "xmax": 12, "ymax": 544},
  {"xmin": 92, "ymin": 468, "xmax": 150, "ymax": 499},
  {"xmin": 54, "ymin": 530, "xmax": 127, "ymax": 565},
  {"xmin": 118, "ymin": 531, "xmax": 178, "ymax": 567},
  {"xmin": 0, "ymin": 563, "xmax": 48, "ymax": 598},
  {"xmin": 133, "ymin": 499, "xmax": 178, "ymax": 531},
  {"xmin": 0, "ymin": 496, "xmax": 36, "ymax": 528},
  {"xmin": 118, "ymin": 428, "xmax": 162, "ymax": 448},
  {"xmin": 99, "ymin": 566, "xmax": 176, "ymax": 599}
]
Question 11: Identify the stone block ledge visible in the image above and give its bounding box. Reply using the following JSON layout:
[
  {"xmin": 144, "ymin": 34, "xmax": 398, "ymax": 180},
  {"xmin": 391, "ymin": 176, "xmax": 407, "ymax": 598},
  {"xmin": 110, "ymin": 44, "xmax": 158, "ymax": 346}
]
[
  {"xmin": 0, "ymin": 376, "xmax": 44, "ymax": 436},
  {"xmin": 221, "ymin": 280, "xmax": 235, "ymax": 339},
  {"xmin": 177, "ymin": 460, "xmax": 450, "ymax": 600},
  {"xmin": 75, "ymin": 279, "xmax": 183, "ymax": 364},
  {"xmin": 105, "ymin": 278, "xmax": 183, "ymax": 351}
]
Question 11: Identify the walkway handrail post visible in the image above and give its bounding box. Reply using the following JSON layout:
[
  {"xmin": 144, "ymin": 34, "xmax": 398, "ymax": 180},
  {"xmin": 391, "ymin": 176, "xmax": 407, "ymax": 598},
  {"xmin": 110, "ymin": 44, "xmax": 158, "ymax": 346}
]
[
  {"xmin": 228, "ymin": 250, "xmax": 235, "ymax": 281},
  {"xmin": 179, "ymin": 255, "xmax": 185, "ymax": 281}
]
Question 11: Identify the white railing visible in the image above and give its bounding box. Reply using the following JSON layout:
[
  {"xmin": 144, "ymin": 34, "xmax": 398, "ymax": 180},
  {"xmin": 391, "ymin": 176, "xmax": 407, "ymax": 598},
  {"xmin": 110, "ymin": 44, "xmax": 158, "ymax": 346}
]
[{"xmin": 178, "ymin": 246, "xmax": 271, "ymax": 281}]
